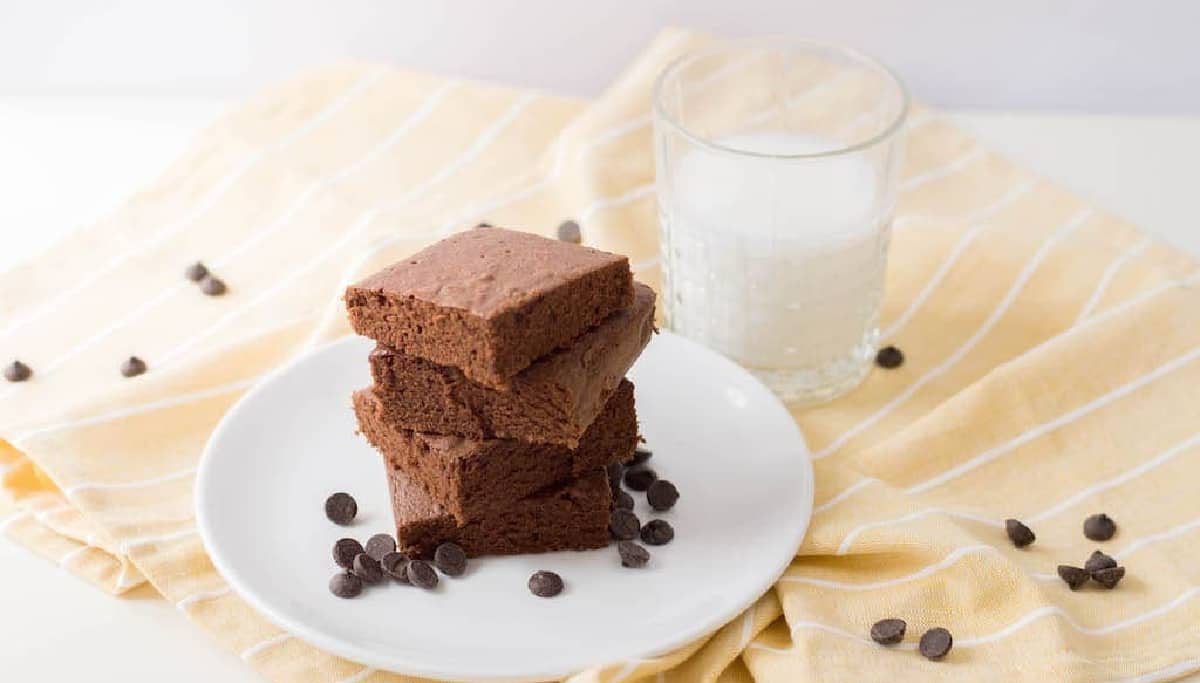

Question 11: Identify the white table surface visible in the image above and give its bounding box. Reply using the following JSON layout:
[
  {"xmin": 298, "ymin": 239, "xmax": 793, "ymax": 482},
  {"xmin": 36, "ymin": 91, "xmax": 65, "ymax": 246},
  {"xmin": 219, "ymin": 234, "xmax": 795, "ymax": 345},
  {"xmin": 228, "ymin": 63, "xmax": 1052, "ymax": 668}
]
[{"xmin": 1, "ymin": 98, "xmax": 1198, "ymax": 681}]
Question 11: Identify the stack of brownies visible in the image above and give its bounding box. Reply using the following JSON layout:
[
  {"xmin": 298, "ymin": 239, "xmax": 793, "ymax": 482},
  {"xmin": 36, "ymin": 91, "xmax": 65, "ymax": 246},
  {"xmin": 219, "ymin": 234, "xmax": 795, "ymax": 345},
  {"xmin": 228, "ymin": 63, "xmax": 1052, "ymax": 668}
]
[{"xmin": 344, "ymin": 226, "xmax": 655, "ymax": 558}]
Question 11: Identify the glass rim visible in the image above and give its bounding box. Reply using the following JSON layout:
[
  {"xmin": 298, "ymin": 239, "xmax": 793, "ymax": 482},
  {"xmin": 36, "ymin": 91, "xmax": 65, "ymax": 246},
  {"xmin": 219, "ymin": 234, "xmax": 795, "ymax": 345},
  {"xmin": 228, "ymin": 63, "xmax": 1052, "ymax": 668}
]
[{"xmin": 652, "ymin": 38, "xmax": 910, "ymax": 161}]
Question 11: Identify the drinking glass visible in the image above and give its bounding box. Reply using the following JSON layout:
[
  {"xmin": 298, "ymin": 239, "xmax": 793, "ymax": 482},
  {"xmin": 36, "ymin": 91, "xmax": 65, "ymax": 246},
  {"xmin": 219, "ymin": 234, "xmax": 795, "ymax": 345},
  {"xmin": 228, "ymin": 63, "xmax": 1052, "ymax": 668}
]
[{"xmin": 653, "ymin": 39, "xmax": 908, "ymax": 404}]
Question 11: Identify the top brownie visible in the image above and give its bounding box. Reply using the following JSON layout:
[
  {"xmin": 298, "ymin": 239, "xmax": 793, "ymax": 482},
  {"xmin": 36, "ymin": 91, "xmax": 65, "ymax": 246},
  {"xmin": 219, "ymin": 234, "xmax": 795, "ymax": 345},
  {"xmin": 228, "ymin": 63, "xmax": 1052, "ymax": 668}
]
[{"xmin": 344, "ymin": 227, "xmax": 634, "ymax": 387}]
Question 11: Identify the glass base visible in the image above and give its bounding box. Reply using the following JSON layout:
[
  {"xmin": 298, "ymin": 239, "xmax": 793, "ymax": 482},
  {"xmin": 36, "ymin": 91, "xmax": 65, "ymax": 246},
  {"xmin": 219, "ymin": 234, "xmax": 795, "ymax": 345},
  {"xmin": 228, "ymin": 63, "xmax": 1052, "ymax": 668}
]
[{"xmin": 746, "ymin": 338, "xmax": 875, "ymax": 406}]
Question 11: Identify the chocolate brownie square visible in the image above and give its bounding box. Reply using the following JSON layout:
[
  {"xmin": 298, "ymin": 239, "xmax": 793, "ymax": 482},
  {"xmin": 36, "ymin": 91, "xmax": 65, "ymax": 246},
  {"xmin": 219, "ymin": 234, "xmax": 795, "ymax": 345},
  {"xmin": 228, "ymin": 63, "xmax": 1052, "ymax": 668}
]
[
  {"xmin": 353, "ymin": 379, "xmax": 637, "ymax": 523},
  {"xmin": 388, "ymin": 466, "xmax": 612, "ymax": 559},
  {"xmin": 368, "ymin": 284, "xmax": 654, "ymax": 447},
  {"xmin": 344, "ymin": 226, "xmax": 634, "ymax": 387}
]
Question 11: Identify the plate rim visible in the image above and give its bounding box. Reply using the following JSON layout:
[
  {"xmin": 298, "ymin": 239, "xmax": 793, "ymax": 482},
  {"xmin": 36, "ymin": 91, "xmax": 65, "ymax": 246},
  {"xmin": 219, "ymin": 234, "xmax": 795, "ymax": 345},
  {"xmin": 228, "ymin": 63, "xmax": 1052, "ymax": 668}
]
[{"xmin": 195, "ymin": 330, "xmax": 813, "ymax": 682}]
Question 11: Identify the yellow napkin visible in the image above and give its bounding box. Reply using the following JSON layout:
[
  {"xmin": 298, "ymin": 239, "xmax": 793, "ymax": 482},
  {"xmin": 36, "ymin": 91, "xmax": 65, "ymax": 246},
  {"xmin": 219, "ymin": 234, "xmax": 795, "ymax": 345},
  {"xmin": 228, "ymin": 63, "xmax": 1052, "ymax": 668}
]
[{"xmin": 4, "ymin": 28, "xmax": 1200, "ymax": 682}]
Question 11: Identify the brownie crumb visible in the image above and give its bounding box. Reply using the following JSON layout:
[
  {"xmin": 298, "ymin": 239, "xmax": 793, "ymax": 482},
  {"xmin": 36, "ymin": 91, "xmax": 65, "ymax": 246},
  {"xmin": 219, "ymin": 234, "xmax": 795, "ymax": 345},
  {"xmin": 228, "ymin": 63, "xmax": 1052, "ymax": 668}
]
[
  {"xmin": 1004, "ymin": 519, "xmax": 1035, "ymax": 548},
  {"xmin": 528, "ymin": 570, "xmax": 564, "ymax": 597},
  {"xmin": 4, "ymin": 360, "xmax": 32, "ymax": 382},
  {"xmin": 875, "ymin": 346, "xmax": 904, "ymax": 369},
  {"xmin": 870, "ymin": 618, "xmax": 907, "ymax": 645},
  {"xmin": 1084, "ymin": 513, "xmax": 1117, "ymax": 541}
]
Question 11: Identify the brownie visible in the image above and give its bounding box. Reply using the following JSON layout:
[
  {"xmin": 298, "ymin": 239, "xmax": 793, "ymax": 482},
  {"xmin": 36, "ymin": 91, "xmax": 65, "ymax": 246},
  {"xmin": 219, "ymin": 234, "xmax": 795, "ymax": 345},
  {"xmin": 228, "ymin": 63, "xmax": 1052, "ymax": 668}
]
[
  {"xmin": 344, "ymin": 227, "xmax": 634, "ymax": 387},
  {"xmin": 388, "ymin": 466, "xmax": 612, "ymax": 559},
  {"xmin": 368, "ymin": 284, "xmax": 655, "ymax": 447},
  {"xmin": 353, "ymin": 379, "xmax": 637, "ymax": 523}
]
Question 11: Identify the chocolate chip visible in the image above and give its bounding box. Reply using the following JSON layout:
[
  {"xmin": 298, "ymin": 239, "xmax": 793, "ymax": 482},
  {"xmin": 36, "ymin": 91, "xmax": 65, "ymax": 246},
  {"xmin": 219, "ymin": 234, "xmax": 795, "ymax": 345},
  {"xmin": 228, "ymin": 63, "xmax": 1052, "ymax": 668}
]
[
  {"xmin": 1092, "ymin": 566, "xmax": 1126, "ymax": 589},
  {"xmin": 613, "ymin": 490, "xmax": 635, "ymax": 510},
  {"xmin": 556, "ymin": 220, "xmax": 581, "ymax": 244},
  {"xmin": 610, "ymin": 508, "xmax": 640, "ymax": 540},
  {"xmin": 120, "ymin": 356, "xmax": 147, "ymax": 378},
  {"xmin": 360, "ymin": 534, "xmax": 393, "ymax": 562},
  {"xmin": 528, "ymin": 570, "xmax": 564, "ymax": 597},
  {"xmin": 434, "ymin": 542, "xmax": 467, "ymax": 576},
  {"xmin": 406, "ymin": 559, "xmax": 439, "ymax": 589},
  {"xmin": 618, "ymin": 540, "xmax": 649, "ymax": 568},
  {"xmin": 474, "ymin": 222, "xmax": 493, "ymax": 229},
  {"xmin": 1057, "ymin": 565, "xmax": 1090, "ymax": 590},
  {"xmin": 381, "ymin": 552, "xmax": 410, "ymax": 583},
  {"xmin": 1085, "ymin": 550, "xmax": 1118, "ymax": 575},
  {"xmin": 647, "ymin": 479, "xmax": 679, "ymax": 511},
  {"xmin": 1005, "ymin": 519, "xmax": 1035, "ymax": 548},
  {"xmin": 4, "ymin": 360, "xmax": 31, "ymax": 382},
  {"xmin": 875, "ymin": 345, "xmax": 904, "ymax": 369},
  {"xmin": 199, "ymin": 275, "xmax": 227, "ymax": 296},
  {"xmin": 640, "ymin": 519, "xmax": 674, "ymax": 546},
  {"xmin": 629, "ymin": 446, "xmax": 653, "ymax": 466},
  {"xmin": 184, "ymin": 262, "xmax": 209, "ymax": 282},
  {"xmin": 918, "ymin": 627, "xmax": 953, "ymax": 660},
  {"xmin": 324, "ymin": 492, "xmax": 357, "ymax": 525},
  {"xmin": 329, "ymin": 571, "xmax": 362, "ymax": 598},
  {"xmin": 332, "ymin": 538, "xmax": 364, "ymax": 569},
  {"xmin": 352, "ymin": 553, "xmax": 384, "ymax": 584},
  {"xmin": 624, "ymin": 466, "xmax": 657, "ymax": 492},
  {"xmin": 870, "ymin": 618, "xmax": 907, "ymax": 645},
  {"xmin": 606, "ymin": 462, "xmax": 624, "ymax": 493},
  {"xmin": 1084, "ymin": 513, "xmax": 1117, "ymax": 541}
]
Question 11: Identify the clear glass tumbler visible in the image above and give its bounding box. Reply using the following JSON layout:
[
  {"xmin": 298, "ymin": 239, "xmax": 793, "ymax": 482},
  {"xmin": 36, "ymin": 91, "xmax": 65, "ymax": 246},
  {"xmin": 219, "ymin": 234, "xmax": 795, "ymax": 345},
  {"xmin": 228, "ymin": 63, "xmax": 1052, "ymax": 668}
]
[{"xmin": 653, "ymin": 39, "xmax": 908, "ymax": 405}]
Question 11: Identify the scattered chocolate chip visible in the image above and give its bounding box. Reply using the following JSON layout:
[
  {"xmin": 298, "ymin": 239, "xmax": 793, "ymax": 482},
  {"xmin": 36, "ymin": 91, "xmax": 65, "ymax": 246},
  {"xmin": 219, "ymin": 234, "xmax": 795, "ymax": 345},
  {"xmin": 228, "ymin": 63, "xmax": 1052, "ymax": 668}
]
[
  {"xmin": 406, "ymin": 559, "xmax": 439, "ymax": 589},
  {"xmin": 324, "ymin": 493, "xmax": 357, "ymax": 525},
  {"xmin": 556, "ymin": 219, "xmax": 581, "ymax": 244},
  {"xmin": 875, "ymin": 345, "xmax": 904, "ymax": 369},
  {"xmin": 1005, "ymin": 519, "xmax": 1036, "ymax": 548},
  {"xmin": 606, "ymin": 462, "xmax": 624, "ymax": 493},
  {"xmin": 629, "ymin": 446, "xmax": 653, "ymax": 466},
  {"xmin": 1084, "ymin": 513, "xmax": 1117, "ymax": 541},
  {"xmin": 381, "ymin": 552, "xmax": 410, "ymax": 583},
  {"xmin": 918, "ymin": 627, "xmax": 953, "ymax": 660},
  {"xmin": 870, "ymin": 618, "xmax": 907, "ymax": 645},
  {"xmin": 618, "ymin": 540, "xmax": 649, "ymax": 568},
  {"xmin": 184, "ymin": 262, "xmax": 209, "ymax": 282},
  {"xmin": 610, "ymin": 509, "xmax": 641, "ymax": 540},
  {"xmin": 434, "ymin": 542, "xmax": 467, "ymax": 576},
  {"xmin": 1084, "ymin": 550, "xmax": 1118, "ymax": 575},
  {"xmin": 647, "ymin": 479, "xmax": 679, "ymax": 511},
  {"xmin": 329, "ymin": 571, "xmax": 362, "ymax": 598},
  {"xmin": 120, "ymin": 356, "xmax": 147, "ymax": 378},
  {"xmin": 199, "ymin": 275, "xmax": 227, "ymax": 296},
  {"xmin": 4, "ymin": 360, "xmax": 31, "ymax": 382},
  {"xmin": 624, "ymin": 466, "xmax": 657, "ymax": 492},
  {"xmin": 1057, "ymin": 565, "xmax": 1090, "ymax": 590},
  {"xmin": 1092, "ymin": 566, "xmax": 1126, "ymax": 589},
  {"xmin": 332, "ymin": 538, "xmax": 364, "ymax": 569},
  {"xmin": 528, "ymin": 570, "xmax": 564, "ymax": 597},
  {"xmin": 364, "ymin": 533, "xmax": 395, "ymax": 561},
  {"xmin": 640, "ymin": 519, "xmax": 674, "ymax": 546},
  {"xmin": 352, "ymin": 553, "xmax": 384, "ymax": 584},
  {"xmin": 474, "ymin": 222, "xmax": 493, "ymax": 229},
  {"xmin": 613, "ymin": 490, "xmax": 635, "ymax": 510}
]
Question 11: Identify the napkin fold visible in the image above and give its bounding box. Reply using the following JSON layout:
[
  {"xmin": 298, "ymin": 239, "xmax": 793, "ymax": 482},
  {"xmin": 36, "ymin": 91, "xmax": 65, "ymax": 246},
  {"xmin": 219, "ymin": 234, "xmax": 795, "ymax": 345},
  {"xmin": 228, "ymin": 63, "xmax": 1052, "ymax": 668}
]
[{"xmin": 3, "ymin": 28, "xmax": 1200, "ymax": 682}]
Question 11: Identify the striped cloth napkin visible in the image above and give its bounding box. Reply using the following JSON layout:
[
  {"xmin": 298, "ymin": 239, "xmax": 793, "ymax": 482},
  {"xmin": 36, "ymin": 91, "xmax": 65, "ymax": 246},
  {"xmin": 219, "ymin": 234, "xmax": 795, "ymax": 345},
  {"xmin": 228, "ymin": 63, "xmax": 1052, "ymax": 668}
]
[{"xmin": 3, "ymin": 27, "xmax": 1200, "ymax": 682}]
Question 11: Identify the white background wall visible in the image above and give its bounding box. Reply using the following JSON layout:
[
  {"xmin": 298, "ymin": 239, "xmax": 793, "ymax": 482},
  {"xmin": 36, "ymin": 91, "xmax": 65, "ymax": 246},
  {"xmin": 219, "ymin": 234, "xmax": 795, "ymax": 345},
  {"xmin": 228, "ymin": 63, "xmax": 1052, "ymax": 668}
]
[{"xmin": 0, "ymin": 0, "xmax": 1197, "ymax": 113}]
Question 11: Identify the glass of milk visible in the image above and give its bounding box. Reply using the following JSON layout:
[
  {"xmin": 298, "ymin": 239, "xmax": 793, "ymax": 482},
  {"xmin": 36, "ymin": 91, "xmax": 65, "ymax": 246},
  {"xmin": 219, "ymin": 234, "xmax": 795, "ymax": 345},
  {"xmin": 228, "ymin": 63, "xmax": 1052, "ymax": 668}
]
[{"xmin": 653, "ymin": 40, "xmax": 908, "ymax": 404}]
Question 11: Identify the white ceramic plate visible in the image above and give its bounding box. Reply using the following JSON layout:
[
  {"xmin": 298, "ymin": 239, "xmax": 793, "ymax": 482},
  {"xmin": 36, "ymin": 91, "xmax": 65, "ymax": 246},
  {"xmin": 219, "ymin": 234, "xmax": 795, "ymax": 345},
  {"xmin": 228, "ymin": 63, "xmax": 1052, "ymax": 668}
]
[{"xmin": 197, "ymin": 331, "xmax": 812, "ymax": 682}]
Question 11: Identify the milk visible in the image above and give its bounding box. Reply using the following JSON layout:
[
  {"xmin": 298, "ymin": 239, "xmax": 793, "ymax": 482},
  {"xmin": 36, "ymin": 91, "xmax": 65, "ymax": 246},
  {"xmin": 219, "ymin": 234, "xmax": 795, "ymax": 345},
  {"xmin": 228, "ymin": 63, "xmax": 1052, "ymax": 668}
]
[{"xmin": 659, "ymin": 132, "xmax": 890, "ymax": 401}]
